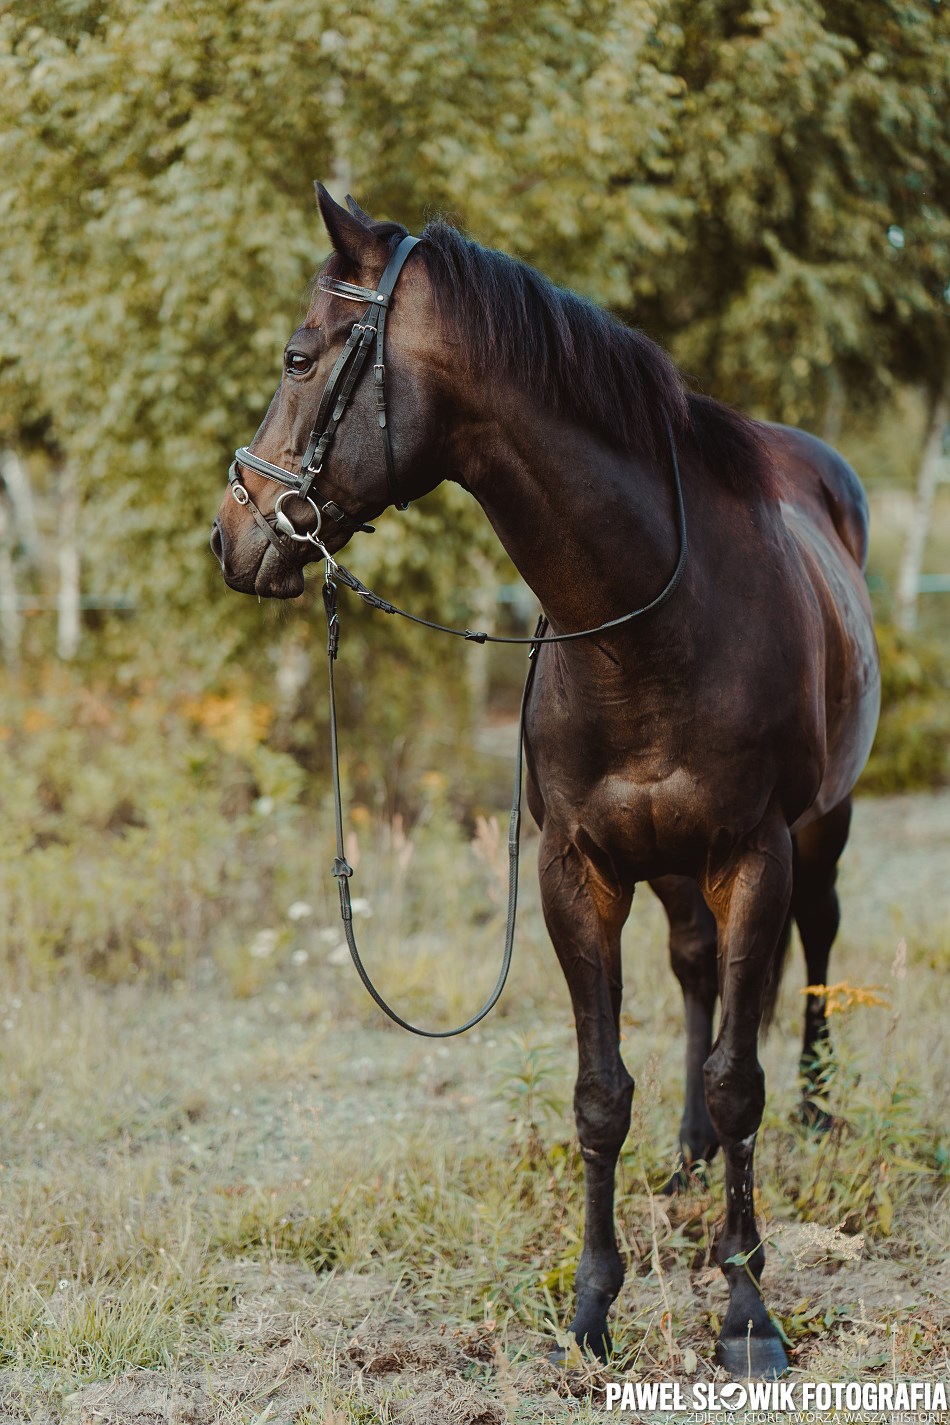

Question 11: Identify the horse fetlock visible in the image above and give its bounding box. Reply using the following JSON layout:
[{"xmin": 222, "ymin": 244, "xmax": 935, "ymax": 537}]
[
  {"xmin": 576, "ymin": 1245, "xmax": 625, "ymax": 1304},
  {"xmin": 798, "ymin": 1033, "xmax": 835, "ymax": 1129},
  {"xmin": 717, "ymin": 1229, "xmax": 766, "ymax": 1283}
]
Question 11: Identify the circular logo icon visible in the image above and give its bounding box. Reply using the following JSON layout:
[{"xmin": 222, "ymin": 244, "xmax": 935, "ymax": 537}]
[{"xmin": 719, "ymin": 1383, "xmax": 748, "ymax": 1410}]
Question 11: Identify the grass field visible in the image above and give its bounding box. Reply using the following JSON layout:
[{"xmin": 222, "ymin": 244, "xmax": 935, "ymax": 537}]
[{"xmin": 0, "ymin": 792, "xmax": 948, "ymax": 1424}]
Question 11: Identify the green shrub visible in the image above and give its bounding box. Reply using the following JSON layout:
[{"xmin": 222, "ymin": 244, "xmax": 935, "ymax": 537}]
[
  {"xmin": 0, "ymin": 673, "xmax": 512, "ymax": 988},
  {"xmin": 0, "ymin": 678, "xmax": 312, "ymax": 980}
]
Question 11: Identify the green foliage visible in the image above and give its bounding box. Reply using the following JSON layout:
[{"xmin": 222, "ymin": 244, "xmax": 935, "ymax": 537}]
[
  {"xmin": 656, "ymin": 0, "xmax": 950, "ymax": 423},
  {"xmin": 784, "ymin": 1067, "xmax": 945, "ymax": 1239},
  {"xmin": 496, "ymin": 1034, "xmax": 571, "ymax": 1140},
  {"xmin": 0, "ymin": 668, "xmax": 520, "ymax": 989},
  {"xmin": 0, "ymin": 0, "xmax": 946, "ymax": 985},
  {"xmin": 1, "ymin": 0, "xmax": 948, "ymax": 677},
  {"xmin": 861, "ymin": 622, "xmax": 950, "ymax": 793},
  {"xmin": 0, "ymin": 674, "xmax": 297, "ymax": 979}
]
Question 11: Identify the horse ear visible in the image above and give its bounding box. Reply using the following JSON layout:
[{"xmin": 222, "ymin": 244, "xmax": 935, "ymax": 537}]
[
  {"xmin": 345, "ymin": 193, "xmax": 375, "ymax": 226},
  {"xmin": 314, "ymin": 181, "xmax": 381, "ymax": 271}
]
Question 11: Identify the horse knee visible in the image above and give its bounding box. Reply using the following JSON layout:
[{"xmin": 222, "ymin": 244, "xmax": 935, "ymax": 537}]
[
  {"xmin": 574, "ymin": 1065, "xmax": 634, "ymax": 1155},
  {"xmin": 703, "ymin": 1048, "xmax": 764, "ymax": 1145}
]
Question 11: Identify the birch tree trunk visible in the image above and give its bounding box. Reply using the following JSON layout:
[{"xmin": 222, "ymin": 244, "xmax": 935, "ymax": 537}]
[
  {"xmin": 57, "ymin": 462, "xmax": 81, "ymax": 660},
  {"xmin": 0, "ymin": 447, "xmax": 40, "ymax": 565},
  {"xmin": 326, "ymin": 75, "xmax": 353, "ymax": 204},
  {"xmin": 897, "ymin": 388, "xmax": 949, "ymax": 633}
]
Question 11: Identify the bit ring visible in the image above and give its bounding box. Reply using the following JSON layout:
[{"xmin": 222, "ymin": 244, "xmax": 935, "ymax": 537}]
[{"xmin": 274, "ymin": 489, "xmax": 323, "ymax": 542}]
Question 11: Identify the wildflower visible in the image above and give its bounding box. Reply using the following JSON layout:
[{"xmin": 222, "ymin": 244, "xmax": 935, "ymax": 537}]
[{"xmin": 801, "ymin": 980, "xmax": 890, "ymax": 1015}]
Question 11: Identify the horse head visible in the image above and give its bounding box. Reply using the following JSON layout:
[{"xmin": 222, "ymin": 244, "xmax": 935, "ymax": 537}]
[{"xmin": 211, "ymin": 186, "xmax": 444, "ymax": 598}]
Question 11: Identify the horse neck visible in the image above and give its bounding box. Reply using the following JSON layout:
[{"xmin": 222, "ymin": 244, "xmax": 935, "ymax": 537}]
[{"xmin": 446, "ymin": 387, "xmax": 683, "ymax": 636}]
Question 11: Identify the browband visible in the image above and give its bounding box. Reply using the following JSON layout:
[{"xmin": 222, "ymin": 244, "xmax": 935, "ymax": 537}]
[{"xmin": 318, "ymin": 276, "xmax": 391, "ymax": 306}]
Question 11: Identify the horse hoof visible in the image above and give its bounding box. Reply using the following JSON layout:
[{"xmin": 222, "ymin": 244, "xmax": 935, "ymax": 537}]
[{"xmin": 716, "ymin": 1334, "xmax": 789, "ymax": 1379}]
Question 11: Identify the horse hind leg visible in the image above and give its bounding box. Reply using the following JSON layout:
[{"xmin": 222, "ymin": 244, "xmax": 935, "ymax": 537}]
[
  {"xmin": 539, "ymin": 828, "xmax": 635, "ymax": 1361},
  {"xmin": 792, "ymin": 796, "xmax": 852, "ymax": 1130},
  {"xmin": 650, "ymin": 876, "xmax": 719, "ymax": 1191}
]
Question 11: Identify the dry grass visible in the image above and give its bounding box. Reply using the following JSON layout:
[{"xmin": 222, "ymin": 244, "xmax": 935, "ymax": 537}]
[{"xmin": 0, "ymin": 794, "xmax": 947, "ymax": 1423}]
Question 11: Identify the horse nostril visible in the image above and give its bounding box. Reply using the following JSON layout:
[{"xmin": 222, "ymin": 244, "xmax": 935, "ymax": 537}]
[{"xmin": 210, "ymin": 520, "xmax": 225, "ymax": 565}]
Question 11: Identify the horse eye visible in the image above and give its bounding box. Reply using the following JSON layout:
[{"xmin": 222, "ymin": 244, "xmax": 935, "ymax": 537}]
[{"xmin": 285, "ymin": 352, "xmax": 313, "ymax": 375}]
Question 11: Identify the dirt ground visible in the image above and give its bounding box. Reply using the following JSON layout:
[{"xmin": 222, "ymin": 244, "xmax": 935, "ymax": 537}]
[{"xmin": 0, "ymin": 793, "xmax": 947, "ymax": 1424}]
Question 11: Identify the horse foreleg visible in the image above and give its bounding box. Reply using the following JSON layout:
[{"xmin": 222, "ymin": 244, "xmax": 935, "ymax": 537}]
[
  {"xmin": 651, "ymin": 875, "xmax": 719, "ymax": 1191},
  {"xmin": 539, "ymin": 829, "xmax": 634, "ymax": 1361},
  {"xmin": 701, "ymin": 813, "xmax": 793, "ymax": 1379}
]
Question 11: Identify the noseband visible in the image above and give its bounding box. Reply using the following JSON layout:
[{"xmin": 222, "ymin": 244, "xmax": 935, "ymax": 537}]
[{"xmin": 228, "ymin": 232, "xmax": 422, "ymax": 550}]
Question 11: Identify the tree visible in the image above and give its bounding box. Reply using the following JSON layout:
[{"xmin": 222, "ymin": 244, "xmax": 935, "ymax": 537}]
[
  {"xmin": 1, "ymin": 0, "xmax": 947, "ymax": 682},
  {"xmin": 643, "ymin": 0, "xmax": 950, "ymax": 429}
]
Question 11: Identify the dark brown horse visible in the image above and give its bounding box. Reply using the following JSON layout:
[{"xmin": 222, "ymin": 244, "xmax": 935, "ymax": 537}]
[{"xmin": 211, "ymin": 189, "xmax": 880, "ymax": 1377}]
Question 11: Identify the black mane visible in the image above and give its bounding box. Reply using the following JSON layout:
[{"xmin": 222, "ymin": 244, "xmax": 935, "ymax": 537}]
[{"xmin": 326, "ymin": 218, "xmax": 773, "ymax": 496}]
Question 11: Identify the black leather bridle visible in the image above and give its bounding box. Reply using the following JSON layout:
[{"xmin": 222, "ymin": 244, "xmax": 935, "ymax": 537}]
[{"xmin": 228, "ymin": 232, "xmax": 421, "ymax": 551}]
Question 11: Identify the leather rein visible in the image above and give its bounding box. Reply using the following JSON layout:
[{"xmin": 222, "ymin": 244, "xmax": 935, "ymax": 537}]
[{"xmin": 228, "ymin": 232, "xmax": 688, "ymax": 1038}]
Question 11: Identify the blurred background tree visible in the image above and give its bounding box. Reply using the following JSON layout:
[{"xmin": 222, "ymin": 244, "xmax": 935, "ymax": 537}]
[{"xmin": 0, "ymin": 0, "xmax": 948, "ymax": 822}]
